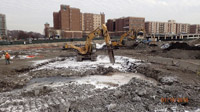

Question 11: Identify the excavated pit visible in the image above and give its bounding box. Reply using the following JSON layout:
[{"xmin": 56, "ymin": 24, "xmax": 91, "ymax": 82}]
[
  {"xmin": 0, "ymin": 54, "xmax": 199, "ymax": 112},
  {"xmin": 23, "ymin": 55, "xmax": 148, "ymax": 90}
]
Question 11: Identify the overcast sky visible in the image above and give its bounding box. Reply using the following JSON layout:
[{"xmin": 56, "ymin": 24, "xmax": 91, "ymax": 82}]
[{"xmin": 0, "ymin": 0, "xmax": 200, "ymax": 34}]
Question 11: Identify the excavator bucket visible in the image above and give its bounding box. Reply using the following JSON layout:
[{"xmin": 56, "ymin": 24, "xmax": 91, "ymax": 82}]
[{"xmin": 107, "ymin": 46, "xmax": 115, "ymax": 64}]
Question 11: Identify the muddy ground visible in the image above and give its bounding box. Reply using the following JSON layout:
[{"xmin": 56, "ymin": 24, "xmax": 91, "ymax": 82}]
[{"xmin": 0, "ymin": 40, "xmax": 199, "ymax": 112}]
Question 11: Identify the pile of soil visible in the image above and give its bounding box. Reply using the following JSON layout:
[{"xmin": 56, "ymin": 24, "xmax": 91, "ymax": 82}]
[
  {"xmin": 130, "ymin": 43, "xmax": 149, "ymax": 50},
  {"xmin": 188, "ymin": 39, "xmax": 200, "ymax": 46},
  {"xmin": 166, "ymin": 42, "xmax": 200, "ymax": 51}
]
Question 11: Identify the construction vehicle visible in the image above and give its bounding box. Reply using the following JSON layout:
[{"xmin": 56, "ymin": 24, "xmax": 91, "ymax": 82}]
[
  {"xmin": 111, "ymin": 30, "xmax": 135, "ymax": 48},
  {"xmin": 64, "ymin": 24, "xmax": 115, "ymax": 64},
  {"xmin": 136, "ymin": 29, "xmax": 145, "ymax": 41},
  {"xmin": 147, "ymin": 35, "xmax": 158, "ymax": 46},
  {"xmin": 135, "ymin": 29, "xmax": 158, "ymax": 46}
]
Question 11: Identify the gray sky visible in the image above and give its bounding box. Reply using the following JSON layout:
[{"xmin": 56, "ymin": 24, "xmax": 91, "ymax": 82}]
[{"xmin": 0, "ymin": 0, "xmax": 200, "ymax": 34}]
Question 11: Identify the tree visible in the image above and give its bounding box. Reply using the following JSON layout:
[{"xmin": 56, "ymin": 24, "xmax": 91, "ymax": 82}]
[{"xmin": 17, "ymin": 31, "xmax": 29, "ymax": 40}]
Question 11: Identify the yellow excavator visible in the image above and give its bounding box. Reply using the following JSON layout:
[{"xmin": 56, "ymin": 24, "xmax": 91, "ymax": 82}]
[
  {"xmin": 64, "ymin": 24, "xmax": 115, "ymax": 64},
  {"xmin": 111, "ymin": 29, "xmax": 136, "ymax": 48},
  {"xmin": 111, "ymin": 30, "xmax": 133, "ymax": 47}
]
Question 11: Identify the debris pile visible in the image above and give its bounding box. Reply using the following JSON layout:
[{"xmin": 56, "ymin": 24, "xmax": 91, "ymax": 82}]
[
  {"xmin": 165, "ymin": 42, "xmax": 200, "ymax": 50},
  {"xmin": 0, "ymin": 74, "xmax": 199, "ymax": 112}
]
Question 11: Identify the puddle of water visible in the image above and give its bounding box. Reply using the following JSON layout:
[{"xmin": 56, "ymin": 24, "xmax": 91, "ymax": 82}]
[
  {"xmin": 25, "ymin": 72, "xmax": 157, "ymax": 90},
  {"xmin": 76, "ymin": 73, "xmax": 134, "ymax": 89}
]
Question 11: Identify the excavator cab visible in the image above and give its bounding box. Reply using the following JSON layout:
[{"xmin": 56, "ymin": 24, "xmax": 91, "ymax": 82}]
[
  {"xmin": 137, "ymin": 30, "xmax": 145, "ymax": 41},
  {"xmin": 91, "ymin": 43, "xmax": 96, "ymax": 53},
  {"xmin": 138, "ymin": 31, "xmax": 144, "ymax": 36}
]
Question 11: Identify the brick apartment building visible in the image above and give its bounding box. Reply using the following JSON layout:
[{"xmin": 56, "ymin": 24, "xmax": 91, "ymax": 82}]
[
  {"xmin": 190, "ymin": 25, "xmax": 200, "ymax": 34},
  {"xmin": 145, "ymin": 21, "xmax": 169, "ymax": 34},
  {"xmin": 82, "ymin": 13, "xmax": 105, "ymax": 36},
  {"xmin": 0, "ymin": 13, "xmax": 7, "ymax": 38},
  {"xmin": 45, "ymin": 5, "xmax": 105, "ymax": 38},
  {"xmin": 106, "ymin": 17, "xmax": 145, "ymax": 36},
  {"xmin": 176, "ymin": 23, "xmax": 190, "ymax": 34},
  {"xmin": 145, "ymin": 20, "xmax": 200, "ymax": 35},
  {"xmin": 145, "ymin": 20, "xmax": 192, "ymax": 35},
  {"xmin": 168, "ymin": 20, "xmax": 176, "ymax": 34}
]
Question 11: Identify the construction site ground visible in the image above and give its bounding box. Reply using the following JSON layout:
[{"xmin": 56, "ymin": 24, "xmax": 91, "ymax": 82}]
[{"xmin": 0, "ymin": 40, "xmax": 199, "ymax": 112}]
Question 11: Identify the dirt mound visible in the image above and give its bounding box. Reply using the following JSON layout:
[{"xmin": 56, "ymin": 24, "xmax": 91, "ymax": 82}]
[
  {"xmin": 166, "ymin": 42, "xmax": 200, "ymax": 51},
  {"xmin": 188, "ymin": 39, "xmax": 200, "ymax": 46},
  {"xmin": 131, "ymin": 43, "xmax": 149, "ymax": 50}
]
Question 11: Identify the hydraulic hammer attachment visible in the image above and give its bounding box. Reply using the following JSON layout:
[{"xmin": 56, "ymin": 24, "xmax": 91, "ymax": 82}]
[{"xmin": 107, "ymin": 46, "xmax": 115, "ymax": 64}]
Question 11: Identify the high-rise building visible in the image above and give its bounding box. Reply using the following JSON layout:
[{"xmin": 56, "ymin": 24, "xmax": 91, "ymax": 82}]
[
  {"xmin": 107, "ymin": 17, "xmax": 145, "ymax": 31},
  {"xmin": 49, "ymin": 5, "xmax": 105, "ymax": 38},
  {"xmin": 145, "ymin": 21, "xmax": 157, "ymax": 34},
  {"xmin": 168, "ymin": 20, "xmax": 176, "ymax": 34},
  {"xmin": 145, "ymin": 21, "xmax": 169, "ymax": 34},
  {"xmin": 145, "ymin": 20, "xmax": 192, "ymax": 35},
  {"xmin": 82, "ymin": 13, "xmax": 94, "ymax": 31},
  {"xmin": 0, "ymin": 13, "xmax": 7, "ymax": 37},
  {"xmin": 93, "ymin": 14, "xmax": 102, "ymax": 30},
  {"xmin": 190, "ymin": 24, "xmax": 200, "ymax": 34},
  {"xmin": 176, "ymin": 23, "xmax": 190, "ymax": 34},
  {"xmin": 82, "ymin": 13, "xmax": 105, "ymax": 31},
  {"xmin": 106, "ymin": 19, "xmax": 115, "ymax": 32},
  {"xmin": 53, "ymin": 5, "xmax": 82, "ymax": 31},
  {"xmin": 106, "ymin": 17, "xmax": 145, "ymax": 36}
]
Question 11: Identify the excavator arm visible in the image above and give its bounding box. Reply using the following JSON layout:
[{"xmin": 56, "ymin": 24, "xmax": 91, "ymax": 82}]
[
  {"xmin": 101, "ymin": 24, "xmax": 115, "ymax": 64},
  {"xmin": 119, "ymin": 30, "xmax": 133, "ymax": 45},
  {"xmin": 111, "ymin": 29, "xmax": 134, "ymax": 47}
]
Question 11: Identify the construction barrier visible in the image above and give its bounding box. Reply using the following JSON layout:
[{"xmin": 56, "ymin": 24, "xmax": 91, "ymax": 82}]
[{"xmin": 0, "ymin": 36, "xmax": 121, "ymax": 46}]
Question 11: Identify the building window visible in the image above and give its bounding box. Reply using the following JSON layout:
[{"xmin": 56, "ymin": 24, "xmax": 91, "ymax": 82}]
[{"xmin": 63, "ymin": 7, "xmax": 67, "ymax": 11}]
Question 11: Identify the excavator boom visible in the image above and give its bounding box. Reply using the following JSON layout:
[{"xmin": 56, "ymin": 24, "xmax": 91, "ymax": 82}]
[
  {"xmin": 119, "ymin": 30, "xmax": 132, "ymax": 44},
  {"xmin": 112, "ymin": 29, "xmax": 134, "ymax": 47},
  {"xmin": 101, "ymin": 24, "xmax": 115, "ymax": 64}
]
